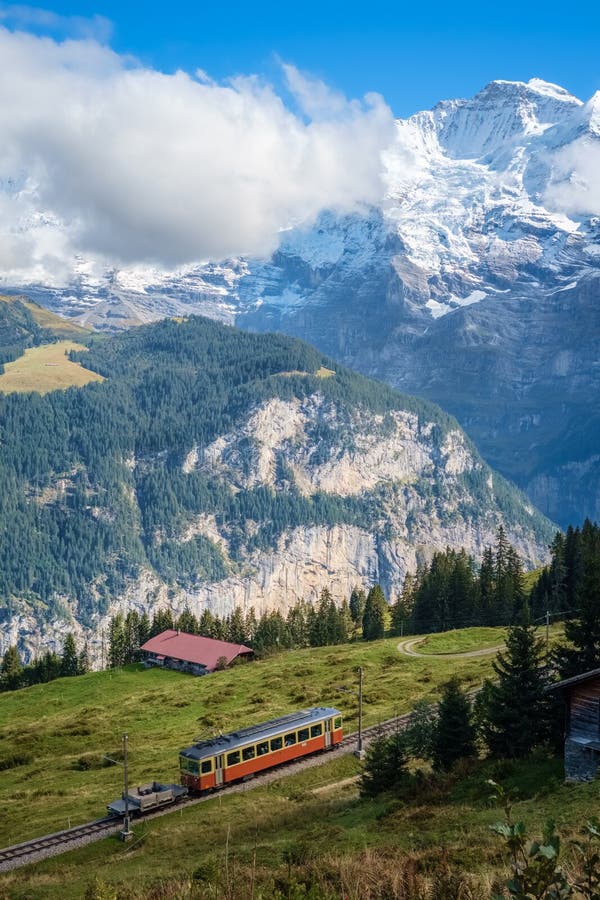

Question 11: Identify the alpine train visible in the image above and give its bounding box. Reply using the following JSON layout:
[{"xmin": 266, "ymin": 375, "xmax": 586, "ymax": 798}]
[
  {"xmin": 179, "ymin": 706, "xmax": 343, "ymax": 791},
  {"xmin": 108, "ymin": 707, "xmax": 343, "ymax": 816}
]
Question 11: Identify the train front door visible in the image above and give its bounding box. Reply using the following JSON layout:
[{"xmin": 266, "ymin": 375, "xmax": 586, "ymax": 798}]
[
  {"xmin": 325, "ymin": 719, "xmax": 332, "ymax": 749},
  {"xmin": 215, "ymin": 754, "xmax": 224, "ymax": 786}
]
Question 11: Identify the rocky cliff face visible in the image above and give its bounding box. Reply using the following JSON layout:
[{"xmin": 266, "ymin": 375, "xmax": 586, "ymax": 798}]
[{"xmin": 1, "ymin": 382, "xmax": 553, "ymax": 665}]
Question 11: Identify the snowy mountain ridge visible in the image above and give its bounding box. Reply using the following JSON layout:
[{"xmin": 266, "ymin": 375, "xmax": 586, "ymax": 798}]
[{"xmin": 2, "ymin": 77, "xmax": 600, "ymax": 529}]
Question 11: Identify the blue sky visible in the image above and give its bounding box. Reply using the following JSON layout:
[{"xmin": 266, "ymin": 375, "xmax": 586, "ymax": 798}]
[{"xmin": 1, "ymin": 0, "xmax": 599, "ymax": 114}]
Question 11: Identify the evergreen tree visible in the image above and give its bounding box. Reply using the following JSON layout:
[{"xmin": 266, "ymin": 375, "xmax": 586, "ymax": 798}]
[
  {"xmin": 403, "ymin": 699, "xmax": 438, "ymax": 760},
  {"xmin": 177, "ymin": 608, "xmax": 199, "ymax": 635},
  {"xmin": 478, "ymin": 616, "xmax": 550, "ymax": 758},
  {"xmin": 245, "ymin": 607, "xmax": 257, "ymax": 643},
  {"xmin": 479, "ymin": 546, "xmax": 496, "ymax": 625},
  {"xmin": 362, "ymin": 584, "xmax": 388, "ymax": 641},
  {"xmin": 391, "ymin": 573, "xmax": 415, "ymax": 636},
  {"xmin": 349, "ymin": 587, "xmax": 366, "ymax": 627},
  {"xmin": 108, "ymin": 613, "xmax": 126, "ymax": 668},
  {"xmin": 360, "ymin": 731, "xmax": 407, "ymax": 797},
  {"xmin": 1, "ymin": 645, "xmax": 23, "ymax": 691},
  {"xmin": 431, "ymin": 677, "xmax": 476, "ymax": 771},
  {"xmin": 61, "ymin": 632, "xmax": 79, "ymax": 677},
  {"xmin": 78, "ymin": 642, "xmax": 90, "ymax": 675},
  {"xmin": 150, "ymin": 608, "xmax": 174, "ymax": 637},
  {"xmin": 227, "ymin": 606, "xmax": 247, "ymax": 644},
  {"xmin": 199, "ymin": 609, "xmax": 216, "ymax": 638},
  {"xmin": 555, "ymin": 523, "xmax": 600, "ymax": 678}
]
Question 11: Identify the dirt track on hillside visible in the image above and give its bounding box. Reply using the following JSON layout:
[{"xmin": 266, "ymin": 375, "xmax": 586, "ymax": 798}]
[{"xmin": 397, "ymin": 637, "xmax": 504, "ymax": 659}]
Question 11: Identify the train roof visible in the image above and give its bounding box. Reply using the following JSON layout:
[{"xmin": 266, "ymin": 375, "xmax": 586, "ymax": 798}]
[{"xmin": 180, "ymin": 707, "xmax": 342, "ymax": 760}]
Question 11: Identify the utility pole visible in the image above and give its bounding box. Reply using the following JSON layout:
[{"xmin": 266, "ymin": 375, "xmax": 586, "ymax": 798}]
[
  {"xmin": 120, "ymin": 733, "xmax": 133, "ymax": 841},
  {"xmin": 357, "ymin": 666, "xmax": 364, "ymax": 758}
]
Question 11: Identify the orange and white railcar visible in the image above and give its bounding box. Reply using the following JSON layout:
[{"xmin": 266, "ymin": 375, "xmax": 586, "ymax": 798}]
[{"xmin": 179, "ymin": 707, "xmax": 343, "ymax": 792}]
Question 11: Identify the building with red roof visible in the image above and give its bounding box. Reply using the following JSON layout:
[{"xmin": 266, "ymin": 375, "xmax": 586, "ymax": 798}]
[{"xmin": 141, "ymin": 629, "xmax": 253, "ymax": 675}]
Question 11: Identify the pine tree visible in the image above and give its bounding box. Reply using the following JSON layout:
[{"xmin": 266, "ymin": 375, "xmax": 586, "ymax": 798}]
[
  {"xmin": 78, "ymin": 642, "xmax": 90, "ymax": 675},
  {"xmin": 61, "ymin": 632, "xmax": 79, "ymax": 677},
  {"xmin": 177, "ymin": 608, "xmax": 199, "ymax": 635},
  {"xmin": 227, "ymin": 606, "xmax": 247, "ymax": 644},
  {"xmin": 349, "ymin": 587, "xmax": 366, "ymax": 627},
  {"xmin": 362, "ymin": 584, "xmax": 388, "ymax": 640},
  {"xmin": 199, "ymin": 609, "xmax": 216, "ymax": 637},
  {"xmin": 1, "ymin": 645, "xmax": 23, "ymax": 691},
  {"xmin": 108, "ymin": 614, "xmax": 126, "ymax": 668},
  {"xmin": 479, "ymin": 616, "xmax": 550, "ymax": 758},
  {"xmin": 432, "ymin": 677, "xmax": 476, "ymax": 771},
  {"xmin": 360, "ymin": 731, "xmax": 407, "ymax": 797},
  {"xmin": 556, "ymin": 524, "xmax": 600, "ymax": 678},
  {"xmin": 391, "ymin": 574, "xmax": 415, "ymax": 636},
  {"xmin": 479, "ymin": 546, "xmax": 496, "ymax": 625}
]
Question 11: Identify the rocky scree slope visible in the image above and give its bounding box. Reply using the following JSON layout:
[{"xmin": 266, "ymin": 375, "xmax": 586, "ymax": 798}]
[
  {"xmin": 12, "ymin": 78, "xmax": 600, "ymax": 529},
  {"xmin": 0, "ymin": 316, "xmax": 553, "ymax": 662}
]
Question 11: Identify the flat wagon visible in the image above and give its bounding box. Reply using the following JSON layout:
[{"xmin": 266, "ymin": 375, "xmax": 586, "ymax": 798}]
[
  {"xmin": 107, "ymin": 781, "xmax": 188, "ymax": 817},
  {"xmin": 179, "ymin": 706, "xmax": 343, "ymax": 792}
]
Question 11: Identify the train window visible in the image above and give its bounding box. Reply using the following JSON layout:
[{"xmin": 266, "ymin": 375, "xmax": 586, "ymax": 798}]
[
  {"xmin": 285, "ymin": 731, "xmax": 297, "ymax": 747},
  {"xmin": 310, "ymin": 723, "xmax": 323, "ymax": 738},
  {"xmin": 334, "ymin": 717, "xmax": 342, "ymax": 730},
  {"xmin": 182, "ymin": 759, "xmax": 199, "ymax": 775},
  {"xmin": 257, "ymin": 741, "xmax": 269, "ymax": 756},
  {"xmin": 227, "ymin": 751, "xmax": 241, "ymax": 766},
  {"xmin": 270, "ymin": 736, "xmax": 283, "ymax": 752},
  {"xmin": 298, "ymin": 728, "xmax": 309, "ymax": 742},
  {"xmin": 242, "ymin": 745, "xmax": 255, "ymax": 761},
  {"xmin": 201, "ymin": 759, "xmax": 212, "ymax": 774}
]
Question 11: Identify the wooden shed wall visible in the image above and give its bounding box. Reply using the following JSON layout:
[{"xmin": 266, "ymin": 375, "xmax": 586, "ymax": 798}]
[{"xmin": 569, "ymin": 677, "xmax": 600, "ymax": 738}]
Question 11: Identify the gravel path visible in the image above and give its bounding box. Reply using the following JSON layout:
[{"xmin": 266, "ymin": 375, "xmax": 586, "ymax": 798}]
[{"xmin": 397, "ymin": 637, "xmax": 504, "ymax": 659}]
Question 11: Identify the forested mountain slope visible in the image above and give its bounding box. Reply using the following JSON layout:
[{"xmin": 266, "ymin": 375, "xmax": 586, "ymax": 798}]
[{"xmin": 0, "ymin": 316, "xmax": 554, "ymax": 660}]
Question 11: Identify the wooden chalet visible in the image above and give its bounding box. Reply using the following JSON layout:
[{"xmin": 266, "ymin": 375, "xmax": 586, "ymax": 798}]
[
  {"xmin": 141, "ymin": 629, "xmax": 253, "ymax": 676},
  {"xmin": 548, "ymin": 668, "xmax": 600, "ymax": 781}
]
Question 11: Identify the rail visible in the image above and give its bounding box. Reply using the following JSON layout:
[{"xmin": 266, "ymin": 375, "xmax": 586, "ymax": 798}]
[{"xmin": 0, "ymin": 711, "xmax": 414, "ymax": 873}]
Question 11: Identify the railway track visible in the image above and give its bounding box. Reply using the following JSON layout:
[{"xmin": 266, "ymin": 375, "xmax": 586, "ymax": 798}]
[{"xmin": 0, "ymin": 712, "xmax": 413, "ymax": 874}]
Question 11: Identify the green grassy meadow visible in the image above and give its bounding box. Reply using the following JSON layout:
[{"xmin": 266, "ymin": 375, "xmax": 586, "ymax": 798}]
[
  {"xmin": 0, "ymin": 632, "xmax": 505, "ymax": 849},
  {"xmin": 0, "ymin": 341, "xmax": 104, "ymax": 394},
  {"xmin": 0, "ymin": 626, "xmax": 584, "ymax": 899}
]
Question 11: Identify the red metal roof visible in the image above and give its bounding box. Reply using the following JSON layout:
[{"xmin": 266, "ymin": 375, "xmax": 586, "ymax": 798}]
[{"xmin": 141, "ymin": 630, "xmax": 253, "ymax": 671}]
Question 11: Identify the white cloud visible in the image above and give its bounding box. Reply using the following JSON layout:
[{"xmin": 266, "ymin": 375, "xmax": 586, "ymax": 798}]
[
  {"xmin": 0, "ymin": 27, "xmax": 394, "ymax": 284},
  {"xmin": 545, "ymin": 139, "xmax": 600, "ymax": 218}
]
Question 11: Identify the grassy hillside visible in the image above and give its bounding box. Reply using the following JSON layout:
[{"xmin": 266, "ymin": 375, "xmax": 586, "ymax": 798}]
[
  {"xmin": 0, "ymin": 340, "xmax": 104, "ymax": 394},
  {"xmin": 0, "ymin": 295, "xmax": 90, "ymax": 364},
  {"xmin": 0, "ymin": 627, "xmax": 593, "ymax": 900},
  {"xmin": 0, "ymin": 630, "xmax": 505, "ymax": 848}
]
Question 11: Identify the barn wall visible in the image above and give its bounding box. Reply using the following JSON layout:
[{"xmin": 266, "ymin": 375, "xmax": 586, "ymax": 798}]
[
  {"xmin": 569, "ymin": 679, "xmax": 600, "ymax": 739},
  {"xmin": 565, "ymin": 738, "xmax": 600, "ymax": 782}
]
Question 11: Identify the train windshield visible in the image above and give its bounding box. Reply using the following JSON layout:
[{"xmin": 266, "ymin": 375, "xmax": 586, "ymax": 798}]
[{"xmin": 180, "ymin": 755, "xmax": 199, "ymax": 775}]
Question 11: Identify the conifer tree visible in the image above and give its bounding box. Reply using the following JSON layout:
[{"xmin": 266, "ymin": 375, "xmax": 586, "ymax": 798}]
[
  {"xmin": 391, "ymin": 574, "xmax": 415, "ymax": 636},
  {"xmin": 479, "ymin": 546, "xmax": 496, "ymax": 625},
  {"xmin": 108, "ymin": 613, "xmax": 126, "ymax": 668},
  {"xmin": 362, "ymin": 584, "xmax": 388, "ymax": 641},
  {"xmin": 61, "ymin": 632, "xmax": 79, "ymax": 677},
  {"xmin": 556, "ymin": 524, "xmax": 600, "ymax": 678},
  {"xmin": 227, "ymin": 606, "xmax": 246, "ymax": 644},
  {"xmin": 1, "ymin": 645, "xmax": 23, "ymax": 691},
  {"xmin": 432, "ymin": 677, "xmax": 476, "ymax": 771},
  {"xmin": 78, "ymin": 642, "xmax": 90, "ymax": 675},
  {"xmin": 478, "ymin": 614, "xmax": 550, "ymax": 758},
  {"xmin": 360, "ymin": 731, "xmax": 407, "ymax": 797},
  {"xmin": 199, "ymin": 609, "xmax": 216, "ymax": 638},
  {"xmin": 177, "ymin": 608, "xmax": 199, "ymax": 635},
  {"xmin": 349, "ymin": 587, "xmax": 366, "ymax": 627}
]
